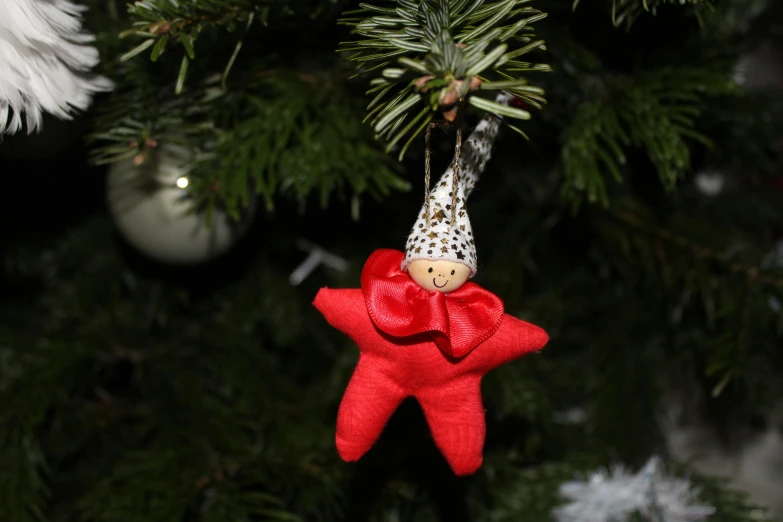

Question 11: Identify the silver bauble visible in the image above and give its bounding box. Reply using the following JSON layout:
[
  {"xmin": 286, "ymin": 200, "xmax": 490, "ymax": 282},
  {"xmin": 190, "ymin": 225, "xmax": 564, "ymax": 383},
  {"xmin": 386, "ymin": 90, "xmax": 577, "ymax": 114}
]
[{"xmin": 106, "ymin": 145, "xmax": 254, "ymax": 264}]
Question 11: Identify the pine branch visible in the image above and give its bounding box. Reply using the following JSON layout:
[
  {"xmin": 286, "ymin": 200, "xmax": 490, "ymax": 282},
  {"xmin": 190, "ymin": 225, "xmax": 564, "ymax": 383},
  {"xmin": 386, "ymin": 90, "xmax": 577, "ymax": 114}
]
[
  {"xmin": 67, "ymin": 308, "xmax": 338, "ymax": 521},
  {"xmin": 200, "ymin": 477, "xmax": 305, "ymax": 522},
  {"xmin": 189, "ymin": 69, "xmax": 409, "ymax": 219},
  {"xmin": 119, "ymin": 0, "xmax": 329, "ymax": 92},
  {"xmin": 1, "ymin": 218, "xmax": 350, "ymax": 521},
  {"xmin": 339, "ymin": 0, "xmax": 551, "ymax": 159},
  {"xmin": 560, "ymin": 67, "xmax": 737, "ymax": 206},
  {"xmin": 607, "ymin": 207, "xmax": 783, "ymax": 291},
  {"xmin": 0, "ymin": 422, "xmax": 48, "ymax": 522},
  {"xmin": 485, "ymin": 358, "xmax": 552, "ymax": 423},
  {"xmin": 0, "ymin": 328, "xmax": 105, "ymax": 522},
  {"xmin": 592, "ymin": 199, "xmax": 783, "ymax": 399},
  {"xmin": 573, "ymin": 0, "xmax": 714, "ymax": 29},
  {"xmin": 76, "ymin": 448, "xmax": 202, "ymax": 521},
  {"xmin": 87, "ymin": 64, "xmax": 407, "ymax": 219},
  {"xmin": 86, "ymin": 75, "xmax": 216, "ymax": 166},
  {"xmin": 482, "ymin": 460, "xmax": 594, "ymax": 521}
]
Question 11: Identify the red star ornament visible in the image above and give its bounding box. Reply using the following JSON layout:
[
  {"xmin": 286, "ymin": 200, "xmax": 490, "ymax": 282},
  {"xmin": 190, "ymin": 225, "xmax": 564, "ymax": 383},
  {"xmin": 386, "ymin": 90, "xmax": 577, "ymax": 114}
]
[{"xmin": 313, "ymin": 249, "xmax": 549, "ymax": 475}]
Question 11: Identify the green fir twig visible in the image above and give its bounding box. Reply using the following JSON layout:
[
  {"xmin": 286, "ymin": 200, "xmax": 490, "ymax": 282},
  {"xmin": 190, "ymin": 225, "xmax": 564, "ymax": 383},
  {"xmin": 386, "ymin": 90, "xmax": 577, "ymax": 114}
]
[
  {"xmin": 572, "ymin": 0, "xmax": 714, "ymax": 29},
  {"xmin": 339, "ymin": 0, "xmax": 551, "ymax": 159},
  {"xmin": 560, "ymin": 67, "xmax": 738, "ymax": 206},
  {"xmin": 119, "ymin": 0, "xmax": 327, "ymax": 90}
]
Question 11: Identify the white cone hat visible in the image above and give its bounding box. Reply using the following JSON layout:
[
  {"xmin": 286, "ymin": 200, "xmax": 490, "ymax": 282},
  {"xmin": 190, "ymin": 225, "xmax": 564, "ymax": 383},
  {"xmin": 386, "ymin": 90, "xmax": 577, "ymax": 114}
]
[{"xmin": 402, "ymin": 93, "xmax": 511, "ymax": 276}]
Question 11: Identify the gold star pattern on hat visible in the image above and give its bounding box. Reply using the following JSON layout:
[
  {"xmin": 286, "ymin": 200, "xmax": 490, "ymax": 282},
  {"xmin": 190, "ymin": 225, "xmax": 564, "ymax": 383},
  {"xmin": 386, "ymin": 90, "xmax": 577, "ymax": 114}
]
[{"xmin": 401, "ymin": 93, "xmax": 511, "ymax": 277}]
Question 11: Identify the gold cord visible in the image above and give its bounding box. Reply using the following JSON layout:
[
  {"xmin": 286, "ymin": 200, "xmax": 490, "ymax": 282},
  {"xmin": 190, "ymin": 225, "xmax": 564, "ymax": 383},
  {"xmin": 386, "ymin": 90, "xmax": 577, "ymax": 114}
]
[
  {"xmin": 451, "ymin": 100, "xmax": 465, "ymax": 226},
  {"xmin": 424, "ymin": 122, "xmax": 433, "ymax": 222}
]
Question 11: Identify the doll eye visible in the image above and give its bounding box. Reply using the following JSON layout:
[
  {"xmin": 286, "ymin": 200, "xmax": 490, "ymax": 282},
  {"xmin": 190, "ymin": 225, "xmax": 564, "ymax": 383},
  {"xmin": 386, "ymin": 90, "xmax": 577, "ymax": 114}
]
[
  {"xmin": 451, "ymin": 270, "xmax": 455, "ymax": 275},
  {"xmin": 428, "ymin": 267, "xmax": 433, "ymax": 273}
]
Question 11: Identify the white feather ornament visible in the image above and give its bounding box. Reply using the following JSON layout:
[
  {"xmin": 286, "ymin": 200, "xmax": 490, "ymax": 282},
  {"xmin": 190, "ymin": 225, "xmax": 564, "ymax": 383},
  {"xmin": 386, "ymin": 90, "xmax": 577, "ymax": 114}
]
[
  {"xmin": 554, "ymin": 457, "xmax": 716, "ymax": 522},
  {"xmin": 0, "ymin": 0, "xmax": 112, "ymax": 135}
]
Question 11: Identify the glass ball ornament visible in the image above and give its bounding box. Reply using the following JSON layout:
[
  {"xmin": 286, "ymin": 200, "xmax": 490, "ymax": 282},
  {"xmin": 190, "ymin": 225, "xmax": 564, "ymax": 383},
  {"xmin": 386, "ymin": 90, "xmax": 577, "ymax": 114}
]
[{"xmin": 106, "ymin": 145, "xmax": 255, "ymax": 265}]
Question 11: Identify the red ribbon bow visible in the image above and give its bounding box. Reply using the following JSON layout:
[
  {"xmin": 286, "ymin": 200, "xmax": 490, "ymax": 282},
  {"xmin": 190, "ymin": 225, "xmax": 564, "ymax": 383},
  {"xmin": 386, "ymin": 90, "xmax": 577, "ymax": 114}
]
[{"xmin": 360, "ymin": 249, "xmax": 504, "ymax": 358}]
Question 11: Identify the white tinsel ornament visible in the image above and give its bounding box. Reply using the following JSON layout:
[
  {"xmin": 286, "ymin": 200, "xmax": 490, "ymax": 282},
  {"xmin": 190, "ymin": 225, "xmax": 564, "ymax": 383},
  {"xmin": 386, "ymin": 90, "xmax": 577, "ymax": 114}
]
[
  {"xmin": 106, "ymin": 145, "xmax": 255, "ymax": 265},
  {"xmin": 0, "ymin": 0, "xmax": 112, "ymax": 135},
  {"xmin": 554, "ymin": 457, "xmax": 716, "ymax": 522}
]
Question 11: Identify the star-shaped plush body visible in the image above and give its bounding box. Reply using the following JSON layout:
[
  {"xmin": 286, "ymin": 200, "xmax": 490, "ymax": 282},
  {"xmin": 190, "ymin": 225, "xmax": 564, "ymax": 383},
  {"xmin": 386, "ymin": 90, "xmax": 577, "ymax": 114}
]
[{"xmin": 314, "ymin": 249, "xmax": 548, "ymax": 475}]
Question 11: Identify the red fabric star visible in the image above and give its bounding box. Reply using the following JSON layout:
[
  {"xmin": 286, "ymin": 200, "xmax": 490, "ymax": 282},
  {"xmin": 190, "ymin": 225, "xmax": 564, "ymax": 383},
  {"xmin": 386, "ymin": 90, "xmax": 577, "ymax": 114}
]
[{"xmin": 314, "ymin": 249, "xmax": 549, "ymax": 475}]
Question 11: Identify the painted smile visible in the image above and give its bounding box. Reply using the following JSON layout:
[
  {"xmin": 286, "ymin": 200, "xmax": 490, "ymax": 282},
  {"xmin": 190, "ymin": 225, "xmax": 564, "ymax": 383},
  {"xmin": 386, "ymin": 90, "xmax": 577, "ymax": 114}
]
[{"xmin": 433, "ymin": 278, "xmax": 448, "ymax": 288}]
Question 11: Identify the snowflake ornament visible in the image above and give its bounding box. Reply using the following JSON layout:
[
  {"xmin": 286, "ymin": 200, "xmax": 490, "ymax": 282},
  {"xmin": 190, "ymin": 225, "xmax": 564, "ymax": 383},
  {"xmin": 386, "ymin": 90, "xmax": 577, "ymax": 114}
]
[
  {"xmin": 0, "ymin": 0, "xmax": 112, "ymax": 135},
  {"xmin": 554, "ymin": 457, "xmax": 716, "ymax": 522}
]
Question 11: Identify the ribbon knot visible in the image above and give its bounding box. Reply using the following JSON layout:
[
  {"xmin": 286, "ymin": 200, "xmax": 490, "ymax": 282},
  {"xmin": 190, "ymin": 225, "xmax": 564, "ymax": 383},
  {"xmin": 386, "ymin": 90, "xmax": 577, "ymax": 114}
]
[{"xmin": 361, "ymin": 249, "xmax": 504, "ymax": 358}]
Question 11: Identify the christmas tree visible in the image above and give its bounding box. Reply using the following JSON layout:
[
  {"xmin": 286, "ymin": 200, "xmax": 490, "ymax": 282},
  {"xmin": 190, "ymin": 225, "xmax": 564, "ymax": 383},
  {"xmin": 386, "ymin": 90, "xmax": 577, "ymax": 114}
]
[{"xmin": 2, "ymin": 0, "xmax": 783, "ymax": 521}]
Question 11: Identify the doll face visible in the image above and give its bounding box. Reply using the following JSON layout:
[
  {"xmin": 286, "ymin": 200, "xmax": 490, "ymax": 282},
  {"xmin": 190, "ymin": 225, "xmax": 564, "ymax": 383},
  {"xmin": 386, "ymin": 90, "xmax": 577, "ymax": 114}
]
[{"xmin": 408, "ymin": 260, "xmax": 471, "ymax": 293}]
